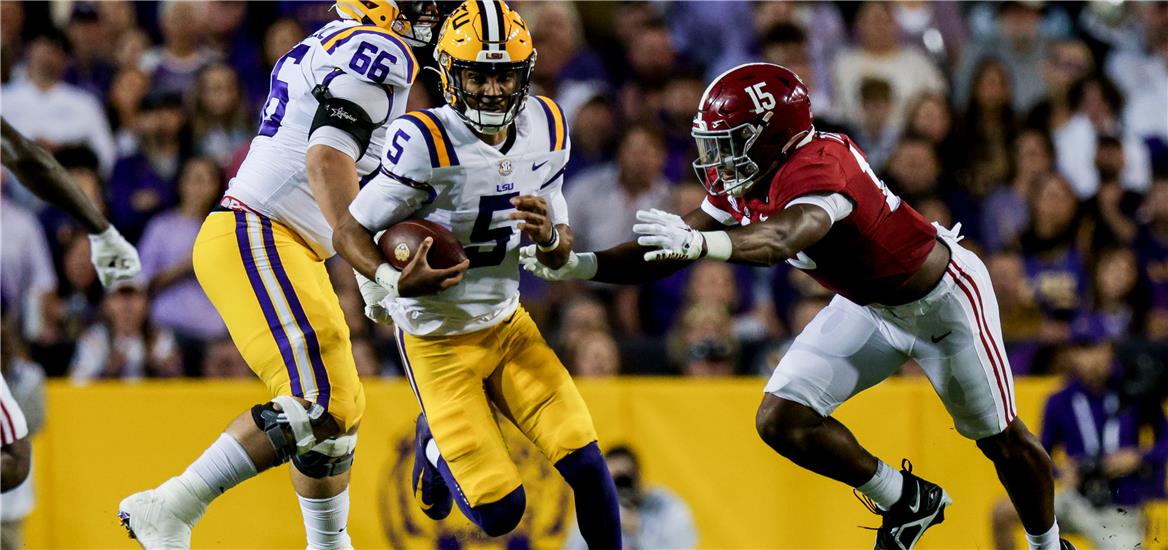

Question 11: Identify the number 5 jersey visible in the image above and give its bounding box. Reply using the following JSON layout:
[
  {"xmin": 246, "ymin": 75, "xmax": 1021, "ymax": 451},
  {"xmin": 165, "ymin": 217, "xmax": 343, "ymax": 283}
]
[
  {"xmin": 226, "ymin": 19, "xmax": 419, "ymax": 258},
  {"xmin": 348, "ymin": 97, "xmax": 571, "ymax": 337}
]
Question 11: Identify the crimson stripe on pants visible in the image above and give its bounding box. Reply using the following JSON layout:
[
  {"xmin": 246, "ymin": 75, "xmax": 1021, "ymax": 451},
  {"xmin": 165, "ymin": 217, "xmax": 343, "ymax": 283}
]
[
  {"xmin": 947, "ymin": 265, "xmax": 1014, "ymax": 423},
  {"xmin": 951, "ymin": 262, "xmax": 1016, "ymax": 419}
]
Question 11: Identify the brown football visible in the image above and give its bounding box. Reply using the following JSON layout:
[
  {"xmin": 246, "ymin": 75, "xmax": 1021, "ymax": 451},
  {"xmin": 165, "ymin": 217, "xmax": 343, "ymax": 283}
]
[{"xmin": 378, "ymin": 219, "xmax": 467, "ymax": 270}]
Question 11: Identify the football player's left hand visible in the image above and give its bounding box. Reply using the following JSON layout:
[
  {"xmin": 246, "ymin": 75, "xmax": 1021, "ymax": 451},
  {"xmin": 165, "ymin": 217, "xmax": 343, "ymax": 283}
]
[
  {"xmin": 509, "ymin": 195, "xmax": 555, "ymax": 246},
  {"xmin": 88, "ymin": 226, "xmax": 142, "ymax": 287},
  {"xmin": 633, "ymin": 208, "xmax": 705, "ymax": 262}
]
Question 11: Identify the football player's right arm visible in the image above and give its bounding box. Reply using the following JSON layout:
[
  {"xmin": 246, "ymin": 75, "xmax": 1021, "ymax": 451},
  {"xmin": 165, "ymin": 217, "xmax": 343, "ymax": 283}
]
[
  {"xmin": 333, "ymin": 119, "xmax": 468, "ymax": 298},
  {"xmin": 1, "ymin": 118, "xmax": 141, "ymax": 287}
]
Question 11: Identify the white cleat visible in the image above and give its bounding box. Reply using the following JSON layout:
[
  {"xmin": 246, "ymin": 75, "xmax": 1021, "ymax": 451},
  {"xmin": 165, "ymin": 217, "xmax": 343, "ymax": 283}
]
[{"xmin": 117, "ymin": 487, "xmax": 198, "ymax": 550}]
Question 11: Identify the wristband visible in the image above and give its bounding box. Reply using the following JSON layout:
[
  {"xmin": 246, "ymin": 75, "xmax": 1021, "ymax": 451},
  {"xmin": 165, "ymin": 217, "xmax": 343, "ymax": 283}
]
[
  {"xmin": 536, "ymin": 228, "xmax": 560, "ymax": 252},
  {"xmin": 701, "ymin": 231, "xmax": 733, "ymax": 261},
  {"xmin": 374, "ymin": 263, "xmax": 401, "ymax": 299},
  {"xmin": 576, "ymin": 252, "xmax": 599, "ymax": 280}
]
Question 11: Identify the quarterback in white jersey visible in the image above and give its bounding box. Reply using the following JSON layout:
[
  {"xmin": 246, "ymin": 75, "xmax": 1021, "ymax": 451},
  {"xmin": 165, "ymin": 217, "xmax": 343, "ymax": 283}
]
[
  {"xmin": 117, "ymin": 2, "xmax": 438, "ymax": 549},
  {"xmin": 333, "ymin": 0, "xmax": 622, "ymax": 545}
]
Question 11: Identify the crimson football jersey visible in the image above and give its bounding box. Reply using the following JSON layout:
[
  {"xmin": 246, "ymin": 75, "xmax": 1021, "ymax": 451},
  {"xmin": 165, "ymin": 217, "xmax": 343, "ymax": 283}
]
[{"xmin": 703, "ymin": 131, "xmax": 937, "ymax": 305}]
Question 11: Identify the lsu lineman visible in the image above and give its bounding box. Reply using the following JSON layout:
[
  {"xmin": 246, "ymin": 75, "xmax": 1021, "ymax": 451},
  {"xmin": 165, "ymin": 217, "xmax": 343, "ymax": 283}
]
[
  {"xmin": 117, "ymin": 2, "xmax": 439, "ymax": 548},
  {"xmin": 333, "ymin": 0, "xmax": 622, "ymax": 545}
]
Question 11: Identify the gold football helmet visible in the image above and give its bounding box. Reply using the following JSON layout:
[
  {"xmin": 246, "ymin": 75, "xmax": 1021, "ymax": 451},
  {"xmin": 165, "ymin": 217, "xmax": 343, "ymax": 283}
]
[{"xmin": 434, "ymin": 0, "xmax": 536, "ymax": 134}]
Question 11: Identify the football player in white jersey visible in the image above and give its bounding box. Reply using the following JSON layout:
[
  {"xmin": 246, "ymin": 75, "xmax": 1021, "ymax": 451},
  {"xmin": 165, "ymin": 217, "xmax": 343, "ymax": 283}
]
[
  {"xmin": 332, "ymin": 1, "xmax": 622, "ymax": 545},
  {"xmin": 116, "ymin": 3, "xmax": 447, "ymax": 548}
]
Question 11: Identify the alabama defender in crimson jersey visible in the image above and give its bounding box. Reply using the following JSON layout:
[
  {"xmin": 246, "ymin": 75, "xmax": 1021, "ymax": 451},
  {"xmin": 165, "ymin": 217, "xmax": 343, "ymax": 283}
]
[{"xmin": 523, "ymin": 63, "xmax": 1072, "ymax": 550}]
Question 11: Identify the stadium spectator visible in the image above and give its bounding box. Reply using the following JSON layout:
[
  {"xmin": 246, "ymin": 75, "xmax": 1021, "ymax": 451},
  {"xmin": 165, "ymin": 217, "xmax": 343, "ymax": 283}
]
[
  {"xmin": 830, "ymin": 2, "xmax": 946, "ymax": 131},
  {"xmin": 1023, "ymin": 39, "xmax": 1094, "ymax": 133},
  {"xmin": 107, "ymin": 91, "xmax": 188, "ymax": 242},
  {"xmin": 564, "ymin": 445, "xmax": 696, "ymax": 550},
  {"xmin": 849, "ymin": 77, "xmax": 899, "ymax": 173},
  {"xmin": 199, "ymin": 337, "xmax": 249, "ymax": 379},
  {"xmin": 992, "ymin": 337, "xmax": 1167, "ymax": 549},
  {"xmin": 987, "ymin": 251, "xmax": 1045, "ymax": 373},
  {"xmin": 95, "ymin": 1, "xmax": 139, "ymax": 44},
  {"xmin": 883, "ymin": 136, "xmax": 944, "ymax": 209},
  {"xmin": 658, "ymin": 72, "xmax": 704, "ymax": 183},
  {"xmin": 566, "ymin": 124, "xmax": 672, "ymax": 253},
  {"xmin": 526, "ymin": 2, "xmax": 608, "ymax": 101},
  {"xmin": 38, "ymin": 146, "xmax": 105, "ymax": 257},
  {"xmin": 137, "ymin": 157, "xmax": 227, "ymax": 372},
  {"xmin": 1020, "ymin": 173, "xmax": 1087, "ymax": 332},
  {"xmin": 752, "ymin": 1, "xmax": 845, "ymax": 108},
  {"xmin": 1073, "ymin": 248, "xmax": 1141, "ymax": 341},
  {"xmin": 112, "ymin": 27, "xmax": 150, "ymax": 72},
  {"xmin": 140, "ymin": 1, "xmax": 212, "ymax": 99},
  {"xmin": 664, "ymin": 1, "xmax": 754, "ymax": 81},
  {"xmin": 1082, "ymin": 136, "xmax": 1142, "ymax": 251},
  {"xmin": 954, "ymin": 58, "xmax": 1019, "ymax": 198},
  {"xmin": 562, "ymin": 93, "xmax": 617, "ymax": 181},
  {"xmin": 1135, "ymin": 176, "xmax": 1168, "ymax": 339},
  {"xmin": 684, "ymin": 261, "xmax": 779, "ymax": 348},
  {"xmin": 570, "ymin": 330, "xmax": 621, "ymax": 378},
  {"xmin": 202, "ymin": 1, "xmax": 266, "ymax": 106},
  {"xmin": 982, "ymin": 129, "xmax": 1055, "ymax": 253},
  {"xmin": 667, "ymin": 304, "xmax": 739, "ymax": 377},
  {"xmin": 758, "ymin": 23, "xmax": 837, "ymax": 125},
  {"xmin": 106, "ymin": 68, "xmax": 151, "ymax": 155},
  {"xmin": 54, "ymin": 234, "xmax": 103, "ymax": 363},
  {"xmin": 618, "ymin": 19, "xmax": 678, "ymax": 123},
  {"xmin": 69, "ymin": 278, "xmax": 181, "ymax": 383},
  {"xmin": 62, "ymin": 3, "xmax": 116, "ymax": 98},
  {"xmin": 0, "ymin": 319, "xmax": 45, "ymax": 550},
  {"xmin": 189, "ymin": 63, "xmax": 251, "ymax": 167},
  {"xmin": 955, "ymin": 1, "xmax": 1052, "ymax": 112},
  {"xmin": 552, "ymin": 294, "xmax": 611, "ymax": 361},
  {"xmin": 1, "ymin": 31, "xmax": 116, "ymax": 174},
  {"xmin": 1054, "ymin": 75, "xmax": 1127, "ymax": 198},
  {"xmin": 902, "ymin": 92, "xmax": 959, "ymax": 178},
  {"xmin": 0, "ymin": 179, "xmax": 58, "ymax": 345},
  {"xmin": 891, "ymin": 1, "xmax": 967, "ymax": 71},
  {"xmin": 262, "ymin": 18, "xmax": 304, "ymax": 72}
]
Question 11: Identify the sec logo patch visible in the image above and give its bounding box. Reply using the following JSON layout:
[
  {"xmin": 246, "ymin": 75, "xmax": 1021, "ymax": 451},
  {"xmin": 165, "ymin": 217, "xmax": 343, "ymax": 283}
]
[{"xmin": 394, "ymin": 243, "xmax": 411, "ymax": 262}]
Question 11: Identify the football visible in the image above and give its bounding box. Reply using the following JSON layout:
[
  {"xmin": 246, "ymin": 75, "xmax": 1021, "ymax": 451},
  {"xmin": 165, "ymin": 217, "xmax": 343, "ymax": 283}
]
[{"xmin": 378, "ymin": 219, "xmax": 467, "ymax": 270}]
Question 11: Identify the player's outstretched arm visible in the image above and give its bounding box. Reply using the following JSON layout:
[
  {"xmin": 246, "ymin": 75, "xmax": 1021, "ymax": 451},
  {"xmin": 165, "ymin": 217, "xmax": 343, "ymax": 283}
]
[
  {"xmin": 634, "ymin": 204, "xmax": 832, "ymax": 268},
  {"xmin": 521, "ymin": 208, "xmax": 721, "ymax": 284},
  {"xmin": 1, "ymin": 117, "xmax": 141, "ymax": 287}
]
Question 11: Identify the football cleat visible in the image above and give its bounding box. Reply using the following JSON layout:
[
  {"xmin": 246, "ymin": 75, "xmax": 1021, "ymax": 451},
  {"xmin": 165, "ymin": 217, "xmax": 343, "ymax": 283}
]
[
  {"xmin": 1060, "ymin": 539, "xmax": 1076, "ymax": 550},
  {"xmin": 117, "ymin": 488, "xmax": 197, "ymax": 549},
  {"xmin": 412, "ymin": 413, "xmax": 452, "ymax": 520},
  {"xmin": 860, "ymin": 460, "xmax": 952, "ymax": 550}
]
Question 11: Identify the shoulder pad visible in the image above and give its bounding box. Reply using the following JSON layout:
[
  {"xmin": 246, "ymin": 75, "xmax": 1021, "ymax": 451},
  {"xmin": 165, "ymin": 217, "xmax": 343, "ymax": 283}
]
[
  {"xmin": 388, "ymin": 110, "xmax": 461, "ymax": 169},
  {"xmin": 320, "ymin": 25, "xmax": 418, "ymax": 87},
  {"xmin": 530, "ymin": 95, "xmax": 569, "ymax": 152}
]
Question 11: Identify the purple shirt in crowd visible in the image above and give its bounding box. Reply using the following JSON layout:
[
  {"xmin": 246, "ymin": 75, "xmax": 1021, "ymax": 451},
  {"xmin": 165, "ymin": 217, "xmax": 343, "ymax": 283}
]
[
  {"xmin": 1042, "ymin": 379, "xmax": 1168, "ymax": 507},
  {"xmin": 1135, "ymin": 225, "xmax": 1168, "ymax": 310},
  {"xmin": 138, "ymin": 210, "xmax": 226, "ymax": 340}
]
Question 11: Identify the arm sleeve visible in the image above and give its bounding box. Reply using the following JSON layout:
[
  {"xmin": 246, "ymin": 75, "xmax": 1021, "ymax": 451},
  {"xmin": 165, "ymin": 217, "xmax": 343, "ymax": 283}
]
[
  {"xmin": 307, "ymin": 72, "xmax": 392, "ymax": 161},
  {"xmin": 786, "ymin": 193, "xmax": 854, "ymax": 223},
  {"xmin": 0, "ymin": 375, "xmax": 28, "ymax": 445}
]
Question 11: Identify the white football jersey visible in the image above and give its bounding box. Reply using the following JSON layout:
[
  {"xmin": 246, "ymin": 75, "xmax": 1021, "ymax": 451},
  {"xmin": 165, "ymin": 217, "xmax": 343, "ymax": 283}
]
[
  {"xmin": 226, "ymin": 20, "xmax": 417, "ymax": 258},
  {"xmin": 349, "ymin": 96, "xmax": 571, "ymax": 336}
]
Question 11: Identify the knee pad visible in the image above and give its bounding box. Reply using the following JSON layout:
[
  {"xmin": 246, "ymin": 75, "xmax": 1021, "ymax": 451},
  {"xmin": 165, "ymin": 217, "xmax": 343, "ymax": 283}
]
[
  {"xmin": 472, "ymin": 486, "xmax": 526, "ymax": 537},
  {"xmin": 293, "ymin": 433, "xmax": 358, "ymax": 479},
  {"xmin": 251, "ymin": 395, "xmax": 328, "ymax": 464}
]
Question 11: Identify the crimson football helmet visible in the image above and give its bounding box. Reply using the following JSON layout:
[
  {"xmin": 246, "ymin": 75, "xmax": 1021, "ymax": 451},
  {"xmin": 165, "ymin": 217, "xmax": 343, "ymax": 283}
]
[{"xmin": 692, "ymin": 63, "xmax": 812, "ymax": 196}]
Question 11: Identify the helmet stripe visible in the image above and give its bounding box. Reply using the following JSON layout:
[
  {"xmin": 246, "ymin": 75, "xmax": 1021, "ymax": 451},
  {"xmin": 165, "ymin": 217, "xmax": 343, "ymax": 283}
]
[{"xmin": 478, "ymin": 0, "xmax": 500, "ymax": 49}]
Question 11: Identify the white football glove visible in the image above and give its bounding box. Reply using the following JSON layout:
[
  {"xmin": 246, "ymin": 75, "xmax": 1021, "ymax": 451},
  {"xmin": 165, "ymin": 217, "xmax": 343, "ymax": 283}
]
[
  {"xmin": 633, "ymin": 208, "xmax": 706, "ymax": 262},
  {"xmin": 519, "ymin": 245, "xmax": 597, "ymax": 281},
  {"xmin": 88, "ymin": 226, "xmax": 141, "ymax": 288},
  {"xmin": 356, "ymin": 268, "xmax": 394, "ymax": 324}
]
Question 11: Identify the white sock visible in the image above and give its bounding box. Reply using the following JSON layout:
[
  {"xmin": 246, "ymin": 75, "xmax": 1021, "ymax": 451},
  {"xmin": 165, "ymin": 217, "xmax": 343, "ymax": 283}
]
[
  {"xmin": 160, "ymin": 433, "xmax": 257, "ymax": 523},
  {"xmin": 425, "ymin": 439, "xmax": 441, "ymax": 468},
  {"xmin": 857, "ymin": 460, "xmax": 904, "ymax": 511},
  {"xmin": 1025, "ymin": 520, "xmax": 1060, "ymax": 550},
  {"xmin": 298, "ymin": 488, "xmax": 353, "ymax": 550}
]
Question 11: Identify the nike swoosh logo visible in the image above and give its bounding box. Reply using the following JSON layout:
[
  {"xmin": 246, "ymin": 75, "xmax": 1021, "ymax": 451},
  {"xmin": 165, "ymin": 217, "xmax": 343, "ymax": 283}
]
[
  {"xmin": 414, "ymin": 478, "xmax": 433, "ymax": 510},
  {"xmin": 532, "ymin": 160, "xmax": 548, "ymax": 171},
  {"xmin": 930, "ymin": 331, "xmax": 952, "ymax": 343},
  {"xmin": 908, "ymin": 491, "xmax": 921, "ymax": 513}
]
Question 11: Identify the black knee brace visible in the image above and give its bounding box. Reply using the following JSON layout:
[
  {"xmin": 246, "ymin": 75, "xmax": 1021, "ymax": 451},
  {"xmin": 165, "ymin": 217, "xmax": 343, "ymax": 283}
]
[
  {"xmin": 250, "ymin": 396, "xmax": 328, "ymax": 465},
  {"xmin": 292, "ymin": 434, "xmax": 358, "ymax": 478}
]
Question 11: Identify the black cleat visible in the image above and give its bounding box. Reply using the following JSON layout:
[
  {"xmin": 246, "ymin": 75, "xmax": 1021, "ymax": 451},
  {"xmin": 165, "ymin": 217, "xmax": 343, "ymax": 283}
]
[
  {"xmin": 860, "ymin": 460, "xmax": 953, "ymax": 550},
  {"xmin": 412, "ymin": 413, "xmax": 452, "ymax": 520},
  {"xmin": 1059, "ymin": 539, "xmax": 1076, "ymax": 550},
  {"xmin": 117, "ymin": 510, "xmax": 137, "ymax": 540}
]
